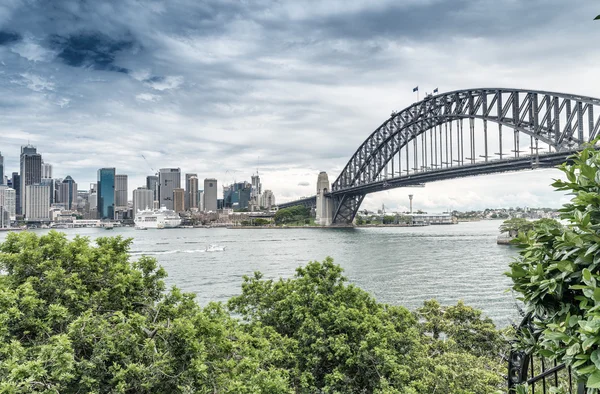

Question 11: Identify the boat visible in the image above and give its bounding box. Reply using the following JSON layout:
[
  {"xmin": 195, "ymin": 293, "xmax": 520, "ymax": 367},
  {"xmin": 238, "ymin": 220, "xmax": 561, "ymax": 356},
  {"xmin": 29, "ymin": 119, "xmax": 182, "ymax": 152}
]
[
  {"xmin": 104, "ymin": 223, "xmax": 114, "ymax": 230},
  {"xmin": 134, "ymin": 206, "xmax": 182, "ymax": 229},
  {"xmin": 205, "ymin": 244, "xmax": 225, "ymax": 252}
]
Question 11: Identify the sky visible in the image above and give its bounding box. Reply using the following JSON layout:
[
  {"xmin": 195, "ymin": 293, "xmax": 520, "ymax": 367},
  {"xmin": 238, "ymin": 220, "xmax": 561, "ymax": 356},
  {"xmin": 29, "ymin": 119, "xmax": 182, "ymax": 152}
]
[{"xmin": 0, "ymin": 0, "xmax": 598, "ymax": 212}]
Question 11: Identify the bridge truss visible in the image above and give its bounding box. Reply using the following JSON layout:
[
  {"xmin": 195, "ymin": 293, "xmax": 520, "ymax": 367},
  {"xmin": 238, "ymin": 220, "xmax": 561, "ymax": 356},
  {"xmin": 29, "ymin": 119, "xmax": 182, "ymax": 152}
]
[{"xmin": 327, "ymin": 88, "xmax": 600, "ymax": 224}]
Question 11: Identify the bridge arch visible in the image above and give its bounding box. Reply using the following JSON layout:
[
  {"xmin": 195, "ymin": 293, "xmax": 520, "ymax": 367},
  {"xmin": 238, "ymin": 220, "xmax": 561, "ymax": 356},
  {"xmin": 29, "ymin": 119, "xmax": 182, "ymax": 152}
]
[{"xmin": 329, "ymin": 88, "xmax": 600, "ymax": 224}]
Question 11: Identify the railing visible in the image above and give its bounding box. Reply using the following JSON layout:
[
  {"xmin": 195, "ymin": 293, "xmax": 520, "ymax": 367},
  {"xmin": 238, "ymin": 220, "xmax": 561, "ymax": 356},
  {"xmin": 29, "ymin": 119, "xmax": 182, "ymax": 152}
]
[{"xmin": 508, "ymin": 313, "xmax": 585, "ymax": 393}]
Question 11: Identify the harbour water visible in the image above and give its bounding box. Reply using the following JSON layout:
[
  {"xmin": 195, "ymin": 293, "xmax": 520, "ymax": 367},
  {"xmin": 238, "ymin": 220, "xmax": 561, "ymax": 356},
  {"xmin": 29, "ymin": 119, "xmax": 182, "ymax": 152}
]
[{"xmin": 0, "ymin": 220, "xmax": 520, "ymax": 327}]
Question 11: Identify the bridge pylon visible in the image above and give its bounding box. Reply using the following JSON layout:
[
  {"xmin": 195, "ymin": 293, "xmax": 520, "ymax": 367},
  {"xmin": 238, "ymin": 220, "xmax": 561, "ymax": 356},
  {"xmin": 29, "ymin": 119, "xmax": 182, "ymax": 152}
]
[{"xmin": 315, "ymin": 172, "xmax": 333, "ymax": 226}]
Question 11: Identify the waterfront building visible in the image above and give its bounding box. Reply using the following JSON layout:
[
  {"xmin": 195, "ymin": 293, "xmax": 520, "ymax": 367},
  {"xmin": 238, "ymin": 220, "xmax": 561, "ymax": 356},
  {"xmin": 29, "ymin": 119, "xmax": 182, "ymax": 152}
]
[
  {"xmin": 408, "ymin": 213, "xmax": 456, "ymax": 225},
  {"xmin": 20, "ymin": 145, "xmax": 42, "ymax": 217},
  {"xmin": 25, "ymin": 184, "xmax": 50, "ymax": 221},
  {"xmin": 12, "ymin": 173, "xmax": 20, "ymax": 215},
  {"xmin": 158, "ymin": 168, "xmax": 181, "ymax": 210},
  {"xmin": 42, "ymin": 162, "xmax": 52, "ymax": 178},
  {"xmin": 87, "ymin": 192, "xmax": 97, "ymax": 219},
  {"xmin": 0, "ymin": 186, "xmax": 16, "ymax": 221},
  {"xmin": 185, "ymin": 174, "xmax": 198, "ymax": 210},
  {"xmin": 115, "ymin": 174, "xmax": 128, "ymax": 209},
  {"xmin": 97, "ymin": 168, "xmax": 116, "ymax": 220},
  {"xmin": 260, "ymin": 190, "xmax": 276, "ymax": 209},
  {"xmin": 250, "ymin": 173, "xmax": 261, "ymax": 210},
  {"xmin": 58, "ymin": 176, "xmax": 77, "ymax": 210},
  {"xmin": 146, "ymin": 175, "xmax": 159, "ymax": 202},
  {"xmin": 223, "ymin": 181, "xmax": 252, "ymax": 210},
  {"xmin": 0, "ymin": 152, "xmax": 3, "ymax": 185},
  {"xmin": 133, "ymin": 187, "xmax": 153, "ymax": 215},
  {"xmin": 173, "ymin": 188, "xmax": 185, "ymax": 213},
  {"xmin": 204, "ymin": 178, "xmax": 218, "ymax": 212}
]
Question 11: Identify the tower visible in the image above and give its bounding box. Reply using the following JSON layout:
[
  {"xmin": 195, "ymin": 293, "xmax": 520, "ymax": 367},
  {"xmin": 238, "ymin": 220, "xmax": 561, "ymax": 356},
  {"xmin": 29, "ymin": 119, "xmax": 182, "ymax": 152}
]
[
  {"xmin": 203, "ymin": 178, "xmax": 218, "ymax": 212},
  {"xmin": 315, "ymin": 172, "xmax": 332, "ymax": 226},
  {"xmin": 20, "ymin": 145, "xmax": 42, "ymax": 217},
  {"xmin": 158, "ymin": 168, "xmax": 181, "ymax": 210},
  {"xmin": 409, "ymin": 194, "xmax": 413, "ymax": 214},
  {"xmin": 97, "ymin": 168, "xmax": 116, "ymax": 220}
]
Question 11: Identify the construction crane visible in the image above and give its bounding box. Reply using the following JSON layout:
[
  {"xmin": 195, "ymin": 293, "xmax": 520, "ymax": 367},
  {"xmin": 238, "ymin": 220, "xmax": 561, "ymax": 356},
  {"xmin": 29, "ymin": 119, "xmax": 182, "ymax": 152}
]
[{"xmin": 141, "ymin": 154, "xmax": 156, "ymax": 174}]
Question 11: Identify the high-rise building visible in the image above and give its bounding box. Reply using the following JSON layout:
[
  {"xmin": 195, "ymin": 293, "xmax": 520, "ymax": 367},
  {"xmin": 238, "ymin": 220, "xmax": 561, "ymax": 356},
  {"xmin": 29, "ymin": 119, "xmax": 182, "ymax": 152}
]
[
  {"xmin": 115, "ymin": 174, "xmax": 128, "ymax": 209},
  {"xmin": 223, "ymin": 181, "xmax": 252, "ymax": 210},
  {"xmin": 97, "ymin": 168, "xmax": 116, "ymax": 220},
  {"xmin": 58, "ymin": 176, "xmax": 77, "ymax": 210},
  {"xmin": 146, "ymin": 175, "xmax": 159, "ymax": 202},
  {"xmin": 173, "ymin": 188, "xmax": 185, "ymax": 213},
  {"xmin": 198, "ymin": 190, "xmax": 204, "ymax": 211},
  {"xmin": 40, "ymin": 178, "xmax": 55, "ymax": 205},
  {"xmin": 133, "ymin": 187, "xmax": 153, "ymax": 216},
  {"xmin": 203, "ymin": 178, "xmax": 218, "ymax": 212},
  {"xmin": 41, "ymin": 162, "xmax": 52, "ymax": 178},
  {"xmin": 20, "ymin": 145, "xmax": 42, "ymax": 217},
  {"xmin": 25, "ymin": 184, "xmax": 50, "ymax": 221},
  {"xmin": 260, "ymin": 190, "xmax": 276, "ymax": 209},
  {"xmin": 0, "ymin": 186, "xmax": 16, "ymax": 221},
  {"xmin": 12, "ymin": 173, "xmax": 20, "ymax": 215},
  {"xmin": 0, "ymin": 152, "xmax": 4, "ymax": 185},
  {"xmin": 158, "ymin": 168, "xmax": 181, "ymax": 210},
  {"xmin": 185, "ymin": 174, "xmax": 198, "ymax": 210}
]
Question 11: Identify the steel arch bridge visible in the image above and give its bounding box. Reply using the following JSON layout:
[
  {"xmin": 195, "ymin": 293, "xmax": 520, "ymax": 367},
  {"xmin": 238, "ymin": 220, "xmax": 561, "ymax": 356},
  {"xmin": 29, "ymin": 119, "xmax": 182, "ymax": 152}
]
[{"xmin": 279, "ymin": 88, "xmax": 600, "ymax": 225}]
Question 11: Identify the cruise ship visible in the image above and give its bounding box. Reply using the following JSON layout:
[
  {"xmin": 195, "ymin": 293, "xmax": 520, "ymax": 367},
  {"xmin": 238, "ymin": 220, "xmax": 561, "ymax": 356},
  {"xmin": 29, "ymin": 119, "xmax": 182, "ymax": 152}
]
[{"xmin": 134, "ymin": 207, "xmax": 182, "ymax": 229}]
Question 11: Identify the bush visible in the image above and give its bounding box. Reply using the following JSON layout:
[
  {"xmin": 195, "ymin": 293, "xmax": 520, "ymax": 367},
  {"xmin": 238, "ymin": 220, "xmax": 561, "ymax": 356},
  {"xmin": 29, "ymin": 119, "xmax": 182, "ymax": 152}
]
[{"xmin": 507, "ymin": 142, "xmax": 600, "ymax": 388}]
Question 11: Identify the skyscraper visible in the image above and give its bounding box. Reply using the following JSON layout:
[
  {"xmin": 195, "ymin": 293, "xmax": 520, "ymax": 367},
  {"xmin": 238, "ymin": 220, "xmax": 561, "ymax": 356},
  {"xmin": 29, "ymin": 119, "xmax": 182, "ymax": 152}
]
[
  {"xmin": 41, "ymin": 162, "xmax": 52, "ymax": 178},
  {"xmin": 0, "ymin": 152, "xmax": 4, "ymax": 185},
  {"xmin": 12, "ymin": 173, "xmax": 20, "ymax": 215},
  {"xmin": 203, "ymin": 178, "xmax": 218, "ymax": 212},
  {"xmin": 133, "ymin": 187, "xmax": 153, "ymax": 216},
  {"xmin": 20, "ymin": 145, "xmax": 42, "ymax": 217},
  {"xmin": 97, "ymin": 168, "xmax": 116, "ymax": 220},
  {"xmin": 158, "ymin": 168, "xmax": 181, "ymax": 210},
  {"xmin": 0, "ymin": 186, "xmax": 16, "ymax": 221},
  {"xmin": 115, "ymin": 174, "xmax": 128, "ymax": 209},
  {"xmin": 25, "ymin": 184, "xmax": 50, "ymax": 221},
  {"xmin": 58, "ymin": 176, "xmax": 77, "ymax": 210},
  {"xmin": 185, "ymin": 173, "xmax": 198, "ymax": 210},
  {"xmin": 146, "ymin": 175, "xmax": 159, "ymax": 202},
  {"xmin": 173, "ymin": 188, "xmax": 185, "ymax": 213},
  {"xmin": 260, "ymin": 190, "xmax": 276, "ymax": 210}
]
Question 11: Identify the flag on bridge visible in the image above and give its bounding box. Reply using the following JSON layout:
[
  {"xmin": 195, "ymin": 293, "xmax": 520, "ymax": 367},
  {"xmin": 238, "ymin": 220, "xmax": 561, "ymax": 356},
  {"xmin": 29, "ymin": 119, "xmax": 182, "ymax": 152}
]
[
  {"xmin": 412, "ymin": 86, "xmax": 419, "ymax": 92},
  {"xmin": 433, "ymin": 88, "xmax": 439, "ymax": 93}
]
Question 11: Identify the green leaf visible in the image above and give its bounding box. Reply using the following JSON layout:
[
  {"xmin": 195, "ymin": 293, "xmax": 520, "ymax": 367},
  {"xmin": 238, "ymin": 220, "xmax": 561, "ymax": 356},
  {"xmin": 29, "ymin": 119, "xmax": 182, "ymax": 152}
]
[
  {"xmin": 587, "ymin": 370, "xmax": 600, "ymax": 388},
  {"xmin": 592, "ymin": 349, "xmax": 600, "ymax": 369},
  {"xmin": 595, "ymin": 15, "xmax": 600, "ymax": 20}
]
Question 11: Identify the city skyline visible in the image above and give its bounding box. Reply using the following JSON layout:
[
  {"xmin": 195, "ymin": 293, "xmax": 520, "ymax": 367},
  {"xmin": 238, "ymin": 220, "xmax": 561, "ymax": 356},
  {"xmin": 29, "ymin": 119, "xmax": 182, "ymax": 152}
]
[{"xmin": 0, "ymin": 1, "xmax": 598, "ymax": 211}]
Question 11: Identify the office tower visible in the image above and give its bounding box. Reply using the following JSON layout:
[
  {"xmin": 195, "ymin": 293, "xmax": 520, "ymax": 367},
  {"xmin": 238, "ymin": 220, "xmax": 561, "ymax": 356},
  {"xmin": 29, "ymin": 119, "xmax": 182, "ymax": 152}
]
[
  {"xmin": 146, "ymin": 175, "xmax": 158, "ymax": 201},
  {"xmin": 223, "ymin": 181, "xmax": 251, "ymax": 210},
  {"xmin": 40, "ymin": 178, "xmax": 55, "ymax": 205},
  {"xmin": 158, "ymin": 168, "xmax": 181, "ymax": 210},
  {"xmin": 115, "ymin": 174, "xmax": 128, "ymax": 209},
  {"xmin": 41, "ymin": 162, "xmax": 52, "ymax": 178},
  {"xmin": 133, "ymin": 187, "xmax": 153, "ymax": 216},
  {"xmin": 58, "ymin": 176, "xmax": 77, "ymax": 210},
  {"xmin": 203, "ymin": 178, "xmax": 217, "ymax": 212},
  {"xmin": 173, "ymin": 188, "xmax": 185, "ymax": 213},
  {"xmin": 198, "ymin": 190, "xmax": 204, "ymax": 211},
  {"xmin": 25, "ymin": 184, "xmax": 50, "ymax": 221},
  {"xmin": 0, "ymin": 186, "xmax": 16, "ymax": 221},
  {"xmin": 20, "ymin": 145, "xmax": 42, "ymax": 216},
  {"xmin": 97, "ymin": 168, "xmax": 116, "ymax": 220},
  {"xmin": 12, "ymin": 173, "xmax": 20, "ymax": 215},
  {"xmin": 185, "ymin": 174, "xmax": 198, "ymax": 210},
  {"xmin": 260, "ymin": 190, "xmax": 276, "ymax": 209},
  {"xmin": 0, "ymin": 152, "xmax": 4, "ymax": 185}
]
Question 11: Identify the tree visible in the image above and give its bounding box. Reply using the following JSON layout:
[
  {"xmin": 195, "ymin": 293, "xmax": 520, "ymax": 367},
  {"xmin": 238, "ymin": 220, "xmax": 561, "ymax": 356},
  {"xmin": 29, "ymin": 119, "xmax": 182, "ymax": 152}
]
[
  {"xmin": 499, "ymin": 217, "xmax": 533, "ymax": 237},
  {"xmin": 0, "ymin": 231, "xmax": 291, "ymax": 393},
  {"xmin": 273, "ymin": 205, "xmax": 310, "ymax": 225},
  {"xmin": 506, "ymin": 142, "xmax": 600, "ymax": 388}
]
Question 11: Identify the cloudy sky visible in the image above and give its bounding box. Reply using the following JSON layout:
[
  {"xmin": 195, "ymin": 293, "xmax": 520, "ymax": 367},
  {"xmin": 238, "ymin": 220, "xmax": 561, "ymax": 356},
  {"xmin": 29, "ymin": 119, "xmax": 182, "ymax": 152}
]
[{"xmin": 0, "ymin": 0, "xmax": 598, "ymax": 212}]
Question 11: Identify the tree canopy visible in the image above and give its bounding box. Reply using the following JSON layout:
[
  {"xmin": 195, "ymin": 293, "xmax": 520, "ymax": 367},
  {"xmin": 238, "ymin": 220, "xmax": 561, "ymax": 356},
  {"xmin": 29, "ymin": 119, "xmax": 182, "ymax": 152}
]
[
  {"xmin": 273, "ymin": 205, "xmax": 311, "ymax": 225},
  {"xmin": 0, "ymin": 231, "xmax": 508, "ymax": 392}
]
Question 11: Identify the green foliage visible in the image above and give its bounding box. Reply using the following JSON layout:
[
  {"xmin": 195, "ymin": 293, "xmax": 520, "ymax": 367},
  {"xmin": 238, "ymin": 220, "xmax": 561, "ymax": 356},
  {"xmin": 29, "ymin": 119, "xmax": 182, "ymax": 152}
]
[
  {"xmin": 0, "ymin": 232, "xmax": 507, "ymax": 392},
  {"xmin": 229, "ymin": 259, "xmax": 506, "ymax": 393},
  {"xmin": 273, "ymin": 205, "xmax": 311, "ymax": 225},
  {"xmin": 506, "ymin": 142, "xmax": 600, "ymax": 387},
  {"xmin": 254, "ymin": 218, "xmax": 271, "ymax": 226},
  {"xmin": 0, "ymin": 231, "xmax": 290, "ymax": 393},
  {"xmin": 500, "ymin": 217, "xmax": 534, "ymax": 237}
]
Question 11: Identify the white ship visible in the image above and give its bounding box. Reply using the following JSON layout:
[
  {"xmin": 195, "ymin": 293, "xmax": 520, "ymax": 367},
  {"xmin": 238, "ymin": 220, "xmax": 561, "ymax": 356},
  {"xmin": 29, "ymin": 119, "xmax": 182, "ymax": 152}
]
[{"xmin": 134, "ymin": 206, "xmax": 182, "ymax": 229}]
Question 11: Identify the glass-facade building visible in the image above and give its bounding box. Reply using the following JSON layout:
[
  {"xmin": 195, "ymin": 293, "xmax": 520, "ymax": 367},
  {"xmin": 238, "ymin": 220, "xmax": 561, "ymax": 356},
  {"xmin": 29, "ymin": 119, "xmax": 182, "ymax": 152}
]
[{"xmin": 97, "ymin": 168, "xmax": 115, "ymax": 219}]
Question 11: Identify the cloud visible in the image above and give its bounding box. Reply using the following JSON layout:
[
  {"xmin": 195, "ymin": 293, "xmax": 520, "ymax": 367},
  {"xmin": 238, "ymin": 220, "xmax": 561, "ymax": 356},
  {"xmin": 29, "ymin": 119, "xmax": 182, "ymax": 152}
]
[{"xmin": 0, "ymin": 0, "xmax": 597, "ymax": 211}]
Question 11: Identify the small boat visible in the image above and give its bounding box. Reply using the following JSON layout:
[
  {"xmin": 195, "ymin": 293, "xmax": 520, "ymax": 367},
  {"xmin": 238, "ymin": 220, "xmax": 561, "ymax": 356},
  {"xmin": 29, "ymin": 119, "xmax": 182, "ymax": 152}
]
[
  {"xmin": 135, "ymin": 227, "xmax": 148, "ymax": 230},
  {"xmin": 104, "ymin": 223, "xmax": 114, "ymax": 230},
  {"xmin": 205, "ymin": 244, "xmax": 225, "ymax": 252}
]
